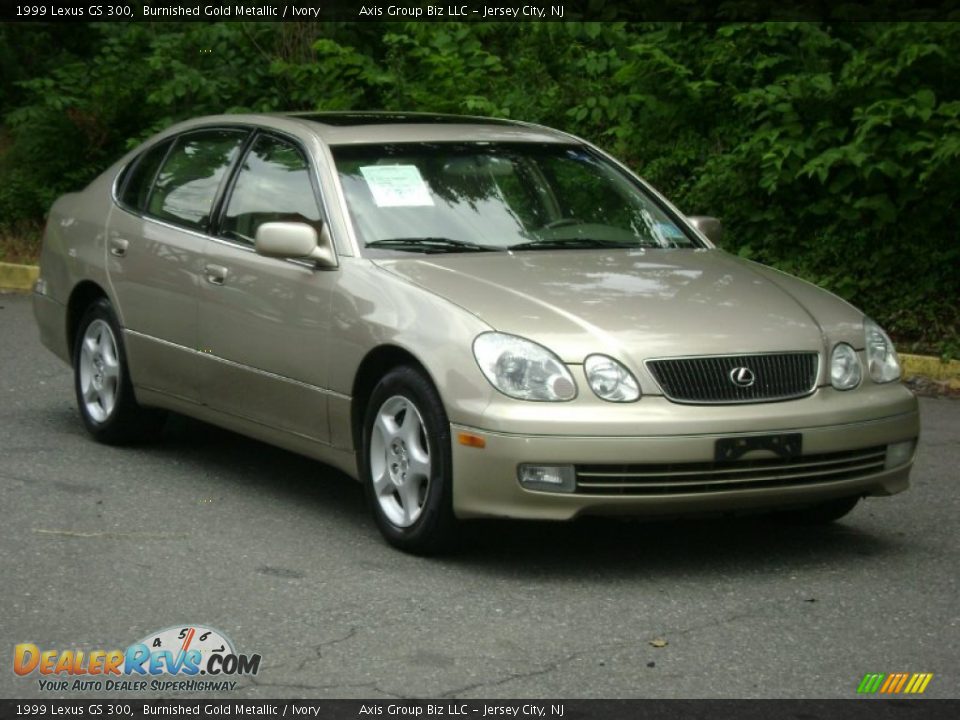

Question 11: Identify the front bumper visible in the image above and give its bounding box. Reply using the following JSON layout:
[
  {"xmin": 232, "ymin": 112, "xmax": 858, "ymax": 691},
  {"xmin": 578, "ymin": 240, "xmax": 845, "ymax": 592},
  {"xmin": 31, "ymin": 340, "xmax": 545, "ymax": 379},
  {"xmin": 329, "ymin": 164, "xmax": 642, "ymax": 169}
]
[{"xmin": 450, "ymin": 387, "xmax": 920, "ymax": 520}]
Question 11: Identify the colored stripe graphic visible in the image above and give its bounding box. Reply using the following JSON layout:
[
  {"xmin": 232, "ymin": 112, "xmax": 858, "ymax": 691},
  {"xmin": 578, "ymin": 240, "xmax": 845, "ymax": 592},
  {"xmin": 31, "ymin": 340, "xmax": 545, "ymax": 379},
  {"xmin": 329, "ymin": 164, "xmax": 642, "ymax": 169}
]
[
  {"xmin": 880, "ymin": 674, "xmax": 899, "ymax": 693},
  {"xmin": 858, "ymin": 672, "xmax": 933, "ymax": 694},
  {"xmin": 857, "ymin": 673, "xmax": 885, "ymax": 693},
  {"xmin": 904, "ymin": 673, "xmax": 934, "ymax": 694}
]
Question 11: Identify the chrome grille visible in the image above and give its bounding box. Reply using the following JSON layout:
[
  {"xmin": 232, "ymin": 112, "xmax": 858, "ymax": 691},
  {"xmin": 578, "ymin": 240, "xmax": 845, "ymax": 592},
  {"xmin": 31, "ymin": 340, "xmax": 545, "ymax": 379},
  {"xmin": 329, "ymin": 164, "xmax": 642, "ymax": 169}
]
[
  {"xmin": 575, "ymin": 446, "xmax": 886, "ymax": 496},
  {"xmin": 646, "ymin": 352, "xmax": 818, "ymax": 404}
]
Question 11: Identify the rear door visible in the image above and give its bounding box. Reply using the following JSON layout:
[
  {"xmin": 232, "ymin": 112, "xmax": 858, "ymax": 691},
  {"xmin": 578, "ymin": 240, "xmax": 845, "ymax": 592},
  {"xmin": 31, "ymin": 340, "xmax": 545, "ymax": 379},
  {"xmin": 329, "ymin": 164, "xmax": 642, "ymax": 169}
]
[
  {"xmin": 196, "ymin": 130, "xmax": 337, "ymax": 443},
  {"xmin": 107, "ymin": 128, "xmax": 249, "ymax": 402}
]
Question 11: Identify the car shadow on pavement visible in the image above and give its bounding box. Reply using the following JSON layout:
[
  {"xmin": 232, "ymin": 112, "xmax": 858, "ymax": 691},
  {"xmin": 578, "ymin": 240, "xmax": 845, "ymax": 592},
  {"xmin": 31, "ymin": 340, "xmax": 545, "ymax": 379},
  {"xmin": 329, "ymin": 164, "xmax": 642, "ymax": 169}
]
[
  {"xmin": 97, "ymin": 411, "xmax": 904, "ymax": 578},
  {"xmin": 150, "ymin": 412, "xmax": 370, "ymax": 520},
  {"xmin": 449, "ymin": 513, "xmax": 902, "ymax": 580}
]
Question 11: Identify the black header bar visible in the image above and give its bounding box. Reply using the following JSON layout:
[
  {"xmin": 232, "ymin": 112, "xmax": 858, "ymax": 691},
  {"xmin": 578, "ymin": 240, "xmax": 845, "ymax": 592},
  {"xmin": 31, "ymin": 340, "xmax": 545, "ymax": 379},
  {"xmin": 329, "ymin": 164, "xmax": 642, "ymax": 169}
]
[{"xmin": 1, "ymin": 0, "xmax": 959, "ymax": 22}]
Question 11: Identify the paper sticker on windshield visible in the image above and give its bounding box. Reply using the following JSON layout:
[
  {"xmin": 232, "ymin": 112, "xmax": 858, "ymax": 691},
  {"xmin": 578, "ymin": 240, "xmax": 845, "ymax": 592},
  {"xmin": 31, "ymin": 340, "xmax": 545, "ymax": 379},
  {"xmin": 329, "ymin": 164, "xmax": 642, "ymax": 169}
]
[{"xmin": 360, "ymin": 165, "xmax": 434, "ymax": 207}]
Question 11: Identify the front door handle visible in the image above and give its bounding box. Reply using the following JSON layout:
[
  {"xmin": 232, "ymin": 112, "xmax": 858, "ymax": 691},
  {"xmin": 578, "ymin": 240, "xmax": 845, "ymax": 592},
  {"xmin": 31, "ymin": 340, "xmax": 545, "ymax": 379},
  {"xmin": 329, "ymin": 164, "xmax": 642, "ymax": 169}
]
[
  {"xmin": 109, "ymin": 238, "xmax": 129, "ymax": 257},
  {"xmin": 204, "ymin": 264, "xmax": 228, "ymax": 286}
]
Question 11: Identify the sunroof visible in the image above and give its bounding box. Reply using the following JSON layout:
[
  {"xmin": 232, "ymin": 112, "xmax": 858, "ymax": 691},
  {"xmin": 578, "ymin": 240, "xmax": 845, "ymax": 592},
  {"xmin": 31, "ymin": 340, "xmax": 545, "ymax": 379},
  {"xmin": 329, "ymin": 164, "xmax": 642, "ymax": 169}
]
[{"xmin": 291, "ymin": 112, "xmax": 521, "ymax": 127}]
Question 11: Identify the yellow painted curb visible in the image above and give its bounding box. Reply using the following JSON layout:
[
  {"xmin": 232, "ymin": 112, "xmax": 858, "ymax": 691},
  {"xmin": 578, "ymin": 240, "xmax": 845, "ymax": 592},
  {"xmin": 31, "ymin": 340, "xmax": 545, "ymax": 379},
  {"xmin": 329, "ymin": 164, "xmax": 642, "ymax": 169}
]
[
  {"xmin": 0, "ymin": 261, "xmax": 39, "ymax": 291},
  {"xmin": 901, "ymin": 353, "xmax": 960, "ymax": 389}
]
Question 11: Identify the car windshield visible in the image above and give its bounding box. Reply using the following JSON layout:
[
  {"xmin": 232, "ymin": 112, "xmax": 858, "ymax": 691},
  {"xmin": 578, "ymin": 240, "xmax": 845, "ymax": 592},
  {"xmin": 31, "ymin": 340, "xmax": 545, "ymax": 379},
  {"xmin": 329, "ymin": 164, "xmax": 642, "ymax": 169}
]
[{"xmin": 331, "ymin": 142, "xmax": 702, "ymax": 254}]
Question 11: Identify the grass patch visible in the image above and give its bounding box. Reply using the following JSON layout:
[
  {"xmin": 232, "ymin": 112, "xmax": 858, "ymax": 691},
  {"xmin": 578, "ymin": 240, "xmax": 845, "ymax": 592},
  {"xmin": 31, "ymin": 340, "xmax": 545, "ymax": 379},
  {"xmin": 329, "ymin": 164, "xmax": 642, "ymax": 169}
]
[
  {"xmin": 0, "ymin": 125, "xmax": 43, "ymax": 264},
  {"xmin": 0, "ymin": 220, "xmax": 43, "ymax": 265}
]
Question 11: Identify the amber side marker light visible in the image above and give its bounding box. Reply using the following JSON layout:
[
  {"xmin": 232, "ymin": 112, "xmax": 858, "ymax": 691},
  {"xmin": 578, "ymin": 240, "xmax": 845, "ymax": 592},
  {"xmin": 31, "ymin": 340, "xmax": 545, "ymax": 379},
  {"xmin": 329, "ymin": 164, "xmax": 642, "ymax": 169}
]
[{"xmin": 457, "ymin": 432, "xmax": 486, "ymax": 449}]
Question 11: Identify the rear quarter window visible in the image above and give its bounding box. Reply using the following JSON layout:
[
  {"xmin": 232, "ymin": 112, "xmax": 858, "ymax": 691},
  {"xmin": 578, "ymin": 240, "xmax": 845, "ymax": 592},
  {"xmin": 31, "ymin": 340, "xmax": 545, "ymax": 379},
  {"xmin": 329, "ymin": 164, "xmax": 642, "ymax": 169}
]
[{"xmin": 118, "ymin": 139, "xmax": 173, "ymax": 212}]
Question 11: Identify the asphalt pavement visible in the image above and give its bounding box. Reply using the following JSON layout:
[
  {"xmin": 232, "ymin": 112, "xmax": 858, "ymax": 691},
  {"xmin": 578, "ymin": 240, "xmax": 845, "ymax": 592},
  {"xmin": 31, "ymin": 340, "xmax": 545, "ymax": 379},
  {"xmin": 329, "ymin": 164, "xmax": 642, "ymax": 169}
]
[{"xmin": 1, "ymin": 291, "xmax": 958, "ymax": 699}]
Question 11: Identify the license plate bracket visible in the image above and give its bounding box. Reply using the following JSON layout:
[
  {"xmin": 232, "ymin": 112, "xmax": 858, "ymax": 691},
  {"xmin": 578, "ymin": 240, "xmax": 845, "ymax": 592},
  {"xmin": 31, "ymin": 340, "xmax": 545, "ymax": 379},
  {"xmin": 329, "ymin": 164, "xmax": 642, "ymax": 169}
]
[{"xmin": 715, "ymin": 433, "xmax": 802, "ymax": 462}]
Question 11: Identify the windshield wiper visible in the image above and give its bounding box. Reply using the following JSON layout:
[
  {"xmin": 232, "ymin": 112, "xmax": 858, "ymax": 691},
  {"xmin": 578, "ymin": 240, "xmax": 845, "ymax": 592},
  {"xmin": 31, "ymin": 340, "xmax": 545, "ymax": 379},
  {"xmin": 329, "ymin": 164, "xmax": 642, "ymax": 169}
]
[
  {"xmin": 508, "ymin": 238, "xmax": 641, "ymax": 251},
  {"xmin": 366, "ymin": 237, "xmax": 499, "ymax": 253}
]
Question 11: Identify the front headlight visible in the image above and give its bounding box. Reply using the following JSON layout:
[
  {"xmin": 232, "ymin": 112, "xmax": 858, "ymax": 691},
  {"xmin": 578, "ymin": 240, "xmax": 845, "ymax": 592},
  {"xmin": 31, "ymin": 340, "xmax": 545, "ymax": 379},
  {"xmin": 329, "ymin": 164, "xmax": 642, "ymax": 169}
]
[
  {"xmin": 864, "ymin": 317, "xmax": 901, "ymax": 383},
  {"xmin": 473, "ymin": 332, "xmax": 577, "ymax": 401},
  {"xmin": 584, "ymin": 354, "xmax": 641, "ymax": 402},
  {"xmin": 830, "ymin": 343, "xmax": 862, "ymax": 390}
]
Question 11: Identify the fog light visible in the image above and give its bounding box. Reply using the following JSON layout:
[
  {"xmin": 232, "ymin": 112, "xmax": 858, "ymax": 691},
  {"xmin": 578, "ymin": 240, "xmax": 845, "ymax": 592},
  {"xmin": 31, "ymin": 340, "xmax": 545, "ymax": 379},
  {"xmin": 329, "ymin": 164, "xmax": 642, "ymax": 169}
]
[
  {"xmin": 885, "ymin": 440, "xmax": 916, "ymax": 470},
  {"xmin": 518, "ymin": 464, "xmax": 576, "ymax": 493}
]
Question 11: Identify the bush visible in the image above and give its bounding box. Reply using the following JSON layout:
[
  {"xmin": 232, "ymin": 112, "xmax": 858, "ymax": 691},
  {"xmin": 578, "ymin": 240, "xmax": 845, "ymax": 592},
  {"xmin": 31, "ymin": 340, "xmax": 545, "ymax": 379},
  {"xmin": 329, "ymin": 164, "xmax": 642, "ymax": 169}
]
[{"xmin": 1, "ymin": 21, "xmax": 956, "ymax": 353}]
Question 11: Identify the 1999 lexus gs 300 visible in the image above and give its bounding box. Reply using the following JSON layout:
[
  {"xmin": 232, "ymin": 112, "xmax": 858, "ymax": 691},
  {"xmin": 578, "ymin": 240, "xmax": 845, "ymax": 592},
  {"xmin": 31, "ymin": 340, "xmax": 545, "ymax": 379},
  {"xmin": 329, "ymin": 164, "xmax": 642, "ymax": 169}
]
[{"xmin": 33, "ymin": 112, "xmax": 919, "ymax": 553}]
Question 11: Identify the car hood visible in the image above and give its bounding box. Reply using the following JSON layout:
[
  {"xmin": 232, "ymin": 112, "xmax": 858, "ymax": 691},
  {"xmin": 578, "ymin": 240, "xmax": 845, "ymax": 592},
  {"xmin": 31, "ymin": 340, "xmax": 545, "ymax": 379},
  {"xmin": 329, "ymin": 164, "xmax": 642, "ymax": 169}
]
[{"xmin": 372, "ymin": 249, "xmax": 864, "ymax": 363}]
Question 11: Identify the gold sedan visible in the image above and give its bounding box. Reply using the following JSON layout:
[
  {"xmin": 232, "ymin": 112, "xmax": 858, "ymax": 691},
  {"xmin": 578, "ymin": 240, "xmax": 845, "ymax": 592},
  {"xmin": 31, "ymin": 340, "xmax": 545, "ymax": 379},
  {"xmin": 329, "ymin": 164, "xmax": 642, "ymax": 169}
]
[{"xmin": 33, "ymin": 112, "xmax": 919, "ymax": 553}]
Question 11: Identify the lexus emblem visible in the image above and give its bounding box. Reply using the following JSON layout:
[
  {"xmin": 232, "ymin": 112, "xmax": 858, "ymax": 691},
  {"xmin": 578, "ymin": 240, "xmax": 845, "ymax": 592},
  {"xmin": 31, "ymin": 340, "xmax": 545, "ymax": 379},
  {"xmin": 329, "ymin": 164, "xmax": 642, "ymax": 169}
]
[{"xmin": 729, "ymin": 366, "xmax": 756, "ymax": 388}]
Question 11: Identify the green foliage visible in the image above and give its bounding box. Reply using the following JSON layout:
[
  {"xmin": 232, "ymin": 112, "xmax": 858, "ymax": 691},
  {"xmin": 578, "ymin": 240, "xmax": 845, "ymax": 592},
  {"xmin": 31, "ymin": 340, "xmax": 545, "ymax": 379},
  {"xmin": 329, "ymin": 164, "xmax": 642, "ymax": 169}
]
[
  {"xmin": 559, "ymin": 22, "xmax": 960, "ymax": 351},
  {"xmin": 0, "ymin": 21, "xmax": 957, "ymax": 351}
]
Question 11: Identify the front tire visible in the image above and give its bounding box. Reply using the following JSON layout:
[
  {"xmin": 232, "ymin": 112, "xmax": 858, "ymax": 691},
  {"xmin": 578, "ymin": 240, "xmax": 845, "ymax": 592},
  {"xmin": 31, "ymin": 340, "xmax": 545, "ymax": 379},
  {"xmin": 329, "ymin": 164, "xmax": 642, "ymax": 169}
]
[
  {"xmin": 360, "ymin": 366, "xmax": 457, "ymax": 554},
  {"xmin": 73, "ymin": 297, "xmax": 165, "ymax": 444}
]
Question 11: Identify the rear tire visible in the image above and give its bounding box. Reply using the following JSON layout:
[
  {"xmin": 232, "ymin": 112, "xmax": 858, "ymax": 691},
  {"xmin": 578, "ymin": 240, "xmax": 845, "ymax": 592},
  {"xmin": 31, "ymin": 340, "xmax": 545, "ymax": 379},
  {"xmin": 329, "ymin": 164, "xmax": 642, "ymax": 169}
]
[
  {"xmin": 73, "ymin": 297, "xmax": 165, "ymax": 444},
  {"xmin": 360, "ymin": 365, "xmax": 457, "ymax": 554}
]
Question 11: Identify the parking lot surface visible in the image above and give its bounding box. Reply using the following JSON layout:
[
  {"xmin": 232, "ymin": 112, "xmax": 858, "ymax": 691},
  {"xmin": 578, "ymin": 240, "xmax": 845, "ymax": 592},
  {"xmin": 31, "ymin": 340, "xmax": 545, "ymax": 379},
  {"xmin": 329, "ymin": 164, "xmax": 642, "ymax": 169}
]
[{"xmin": 1, "ymin": 292, "xmax": 957, "ymax": 699}]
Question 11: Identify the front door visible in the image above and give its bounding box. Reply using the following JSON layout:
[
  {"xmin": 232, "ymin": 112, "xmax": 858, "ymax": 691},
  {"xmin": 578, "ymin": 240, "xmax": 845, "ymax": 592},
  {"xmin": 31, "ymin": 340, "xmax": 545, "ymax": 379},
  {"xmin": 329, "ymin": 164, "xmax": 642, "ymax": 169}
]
[{"xmin": 196, "ymin": 132, "xmax": 336, "ymax": 443}]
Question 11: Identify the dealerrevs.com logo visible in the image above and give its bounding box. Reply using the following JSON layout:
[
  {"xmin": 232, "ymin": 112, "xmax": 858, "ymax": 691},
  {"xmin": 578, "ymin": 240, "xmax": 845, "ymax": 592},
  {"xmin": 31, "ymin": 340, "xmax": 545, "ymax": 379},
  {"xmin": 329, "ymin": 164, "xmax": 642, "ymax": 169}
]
[{"xmin": 14, "ymin": 625, "xmax": 261, "ymax": 692}]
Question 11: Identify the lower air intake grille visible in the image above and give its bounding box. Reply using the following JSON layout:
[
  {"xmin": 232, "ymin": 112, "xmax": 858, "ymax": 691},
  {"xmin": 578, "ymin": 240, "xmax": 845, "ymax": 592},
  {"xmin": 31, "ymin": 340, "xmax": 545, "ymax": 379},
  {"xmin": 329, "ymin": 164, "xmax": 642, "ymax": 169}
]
[
  {"xmin": 646, "ymin": 352, "xmax": 819, "ymax": 404},
  {"xmin": 575, "ymin": 446, "xmax": 886, "ymax": 496}
]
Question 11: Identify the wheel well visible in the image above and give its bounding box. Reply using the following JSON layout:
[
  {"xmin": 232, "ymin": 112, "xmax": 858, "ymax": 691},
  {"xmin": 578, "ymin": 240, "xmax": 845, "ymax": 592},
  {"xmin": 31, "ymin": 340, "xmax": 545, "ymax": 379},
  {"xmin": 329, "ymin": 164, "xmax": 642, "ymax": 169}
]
[
  {"xmin": 66, "ymin": 281, "xmax": 108, "ymax": 358},
  {"xmin": 351, "ymin": 345, "xmax": 428, "ymax": 452}
]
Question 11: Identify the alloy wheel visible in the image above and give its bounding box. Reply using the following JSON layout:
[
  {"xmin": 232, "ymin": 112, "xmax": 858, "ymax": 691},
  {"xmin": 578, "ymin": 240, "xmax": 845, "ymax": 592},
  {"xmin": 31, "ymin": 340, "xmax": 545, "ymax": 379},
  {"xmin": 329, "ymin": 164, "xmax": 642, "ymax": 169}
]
[
  {"xmin": 78, "ymin": 319, "xmax": 121, "ymax": 423},
  {"xmin": 368, "ymin": 395, "xmax": 432, "ymax": 528}
]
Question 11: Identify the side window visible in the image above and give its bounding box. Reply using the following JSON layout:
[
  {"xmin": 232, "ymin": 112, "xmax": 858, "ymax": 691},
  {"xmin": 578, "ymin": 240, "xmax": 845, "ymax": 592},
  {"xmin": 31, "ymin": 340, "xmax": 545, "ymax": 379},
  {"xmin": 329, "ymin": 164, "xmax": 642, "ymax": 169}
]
[
  {"xmin": 119, "ymin": 139, "xmax": 172, "ymax": 212},
  {"xmin": 220, "ymin": 134, "xmax": 321, "ymax": 246},
  {"xmin": 148, "ymin": 129, "xmax": 247, "ymax": 231}
]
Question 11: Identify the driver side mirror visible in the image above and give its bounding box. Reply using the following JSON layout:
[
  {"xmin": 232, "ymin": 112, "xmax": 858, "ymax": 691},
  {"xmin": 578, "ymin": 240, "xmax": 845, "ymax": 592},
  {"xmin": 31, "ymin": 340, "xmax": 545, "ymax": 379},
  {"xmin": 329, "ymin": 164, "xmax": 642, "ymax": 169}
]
[
  {"xmin": 687, "ymin": 216, "xmax": 723, "ymax": 246},
  {"xmin": 255, "ymin": 221, "xmax": 338, "ymax": 269}
]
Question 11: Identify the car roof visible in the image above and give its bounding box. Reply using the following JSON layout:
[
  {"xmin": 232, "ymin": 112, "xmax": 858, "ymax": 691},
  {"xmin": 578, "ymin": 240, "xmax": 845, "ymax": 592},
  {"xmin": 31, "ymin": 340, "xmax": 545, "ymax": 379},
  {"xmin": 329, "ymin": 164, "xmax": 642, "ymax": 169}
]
[
  {"xmin": 287, "ymin": 111, "xmax": 577, "ymax": 145},
  {"xmin": 164, "ymin": 111, "xmax": 576, "ymax": 146},
  {"xmin": 290, "ymin": 111, "xmax": 523, "ymax": 127}
]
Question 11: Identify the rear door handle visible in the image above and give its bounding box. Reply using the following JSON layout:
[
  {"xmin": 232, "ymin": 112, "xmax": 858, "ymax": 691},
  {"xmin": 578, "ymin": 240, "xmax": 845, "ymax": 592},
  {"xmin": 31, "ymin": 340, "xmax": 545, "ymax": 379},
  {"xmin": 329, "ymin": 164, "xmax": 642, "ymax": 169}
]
[
  {"xmin": 109, "ymin": 238, "xmax": 129, "ymax": 257},
  {"xmin": 204, "ymin": 264, "xmax": 228, "ymax": 286}
]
